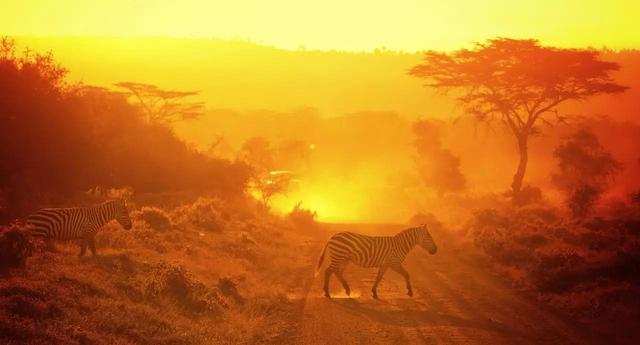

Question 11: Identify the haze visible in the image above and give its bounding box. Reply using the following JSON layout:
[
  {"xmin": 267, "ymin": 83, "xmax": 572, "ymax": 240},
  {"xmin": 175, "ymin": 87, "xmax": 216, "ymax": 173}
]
[{"xmin": 2, "ymin": 0, "xmax": 639, "ymax": 51}]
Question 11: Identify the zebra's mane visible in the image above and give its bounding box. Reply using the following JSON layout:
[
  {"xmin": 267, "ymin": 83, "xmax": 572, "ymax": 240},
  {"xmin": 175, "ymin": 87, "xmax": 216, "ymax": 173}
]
[
  {"xmin": 394, "ymin": 226, "xmax": 423, "ymax": 241},
  {"xmin": 398, "ymin": 226, "xmax": 423, "ymax": 235}
]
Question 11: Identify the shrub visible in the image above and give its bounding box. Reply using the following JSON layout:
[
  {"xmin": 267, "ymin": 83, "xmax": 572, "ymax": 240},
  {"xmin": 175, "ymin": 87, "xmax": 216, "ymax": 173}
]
[
  {"xmin": 568, "ymin": 184, "xmax": 602, "ymax": 218},
  {"xmin": 512, "ymin": 185, "xmax": 543, "ymax": 206},
  {"xmin": 470, "ymin": 206, "xmax": 560, "ymax": 268},
  {"xmin": 0, "ymin": 224, "xmax": 33, "ymax": 274},
  {"xmin": 552, "ymin": 128, "xmax": 621, "ymax": 218},
  {"xmin": 139, "ymin": 206, "xmax": 172, "ymax": 231},
  {"xmin": 286, "ymin": 202, "xmax": 317, "ymax": 230},
  {"xmin": 144, "ymin": 262, "xmax": 223, "ymax": 315},
  {"xmin": 172, "ymin": 198, "xmax": 227, "ymax": 232}
]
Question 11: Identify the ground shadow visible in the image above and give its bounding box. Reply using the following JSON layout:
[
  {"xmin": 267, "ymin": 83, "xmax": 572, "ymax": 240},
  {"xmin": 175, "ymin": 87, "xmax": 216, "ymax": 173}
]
[{"xmin": 328, "ymin": 298, "xmax": 550, "ymax": 343}]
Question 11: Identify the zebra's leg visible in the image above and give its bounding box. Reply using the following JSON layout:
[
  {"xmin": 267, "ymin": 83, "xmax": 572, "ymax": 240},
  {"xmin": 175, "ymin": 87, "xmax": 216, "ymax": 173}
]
[
  {"xmin": 334, "ymin": 268, "xmax": 351, "ymax": 296},
  {"xmin": 392, "ymin": 264, "xmax": 413, "ymax": 297},
  {"xmin": 78, "ymin": 238, "xmax": 87, "ymax": 257},
  {"xmin": 88, "ymin": 236, "xmax": 97, "ymax": 256},
  {"xmin": 323, "ymin": 268, "xmax": 334, "ymax": 298},
  {"xmin": 45, "ymin": 238, "xmax": 59, "ymax": 253},
  {"xmin": 371, "ymin": 266, "xmax": 388, "ymax": 299}
]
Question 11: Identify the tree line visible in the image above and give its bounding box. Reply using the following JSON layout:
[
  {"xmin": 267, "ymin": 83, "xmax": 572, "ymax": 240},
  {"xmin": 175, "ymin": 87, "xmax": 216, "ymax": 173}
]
[{"xmin": 0, "ymin": 37, "xmax": 249, "ymax": 222}]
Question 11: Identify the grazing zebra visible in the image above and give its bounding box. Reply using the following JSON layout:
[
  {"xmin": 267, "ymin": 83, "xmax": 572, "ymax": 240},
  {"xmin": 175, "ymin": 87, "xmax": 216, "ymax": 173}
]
[
  {"xmin": 27, "ymin": 199, "xmax": 132, "ymax": 257},
  {"xmin": 315, "ymin": 225, "xmax": 437, "ymax": 299}
]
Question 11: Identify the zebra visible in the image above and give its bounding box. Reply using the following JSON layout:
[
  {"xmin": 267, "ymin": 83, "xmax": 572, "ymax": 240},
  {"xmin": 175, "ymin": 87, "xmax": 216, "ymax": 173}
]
[
  {"xmin": 315, "ymin": 224, "xmax": 437, "ymax": 299},
  {"xmin": 26, "ymin": 199, "xmax": 132, "ymax": 257}
]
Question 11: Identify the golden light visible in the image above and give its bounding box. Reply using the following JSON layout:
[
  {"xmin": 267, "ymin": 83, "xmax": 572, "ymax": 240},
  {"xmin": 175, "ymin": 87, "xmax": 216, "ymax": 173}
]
[{"xmin": 1, "ymin": 0, "xmax": 639, "ymax": 51}]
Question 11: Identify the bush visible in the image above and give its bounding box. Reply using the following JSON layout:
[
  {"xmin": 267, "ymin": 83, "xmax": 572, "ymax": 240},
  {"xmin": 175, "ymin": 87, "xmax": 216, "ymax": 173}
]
[
  {"xmin": 568, "ymin": 184, "xmax": 602, "ymax": 218},
  {"xmin": 172, "ymin": 198, "xmax": 228, "ymax": 232},
  {"xmin": 512, "ymin": 185, "xmax": 543, "ymax": 206},
  {"xmin": 139, "ymin": 206, "xmax": 172, "ymax": 231},
  {"xmin": 0, "ymin": 224, "xmax": 33, "ymax": 274},
  {"xmin": 144, "ymin": 262, "xmax": 223, "ymax": 315},
  {"xmin": 286, "ymin": 202, "xmax": 317, "ymax": 229},
  {"xmin": 552, "ymin": 128, "xmax": 621, "ymax": 218}
]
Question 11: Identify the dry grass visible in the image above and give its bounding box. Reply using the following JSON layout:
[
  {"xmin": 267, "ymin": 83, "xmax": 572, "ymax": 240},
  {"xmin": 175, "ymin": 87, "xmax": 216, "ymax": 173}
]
[
  {"xmin": 468, "ymin": 200, "xmax": 640, "ymax": 340},
  {"xmin": 0, "ymin": 197, "xmax": 315, "ymax": 345}
]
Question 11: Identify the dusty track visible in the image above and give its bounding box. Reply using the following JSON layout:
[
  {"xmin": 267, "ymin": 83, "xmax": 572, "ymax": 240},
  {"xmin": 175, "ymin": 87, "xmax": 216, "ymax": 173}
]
[{"xmin": 293, "ymin": 223, "xmax": 606, "ymax": 345}]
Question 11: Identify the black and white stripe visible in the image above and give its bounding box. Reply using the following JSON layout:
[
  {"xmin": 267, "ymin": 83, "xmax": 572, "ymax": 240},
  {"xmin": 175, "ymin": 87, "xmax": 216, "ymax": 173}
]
[
  {"xmin": 27, "ymin": 199, "xmax": 132, "ymax": 256},
  {"xmin": 316, "ymin": 225, "xmax": 437, "ymax": 298}
]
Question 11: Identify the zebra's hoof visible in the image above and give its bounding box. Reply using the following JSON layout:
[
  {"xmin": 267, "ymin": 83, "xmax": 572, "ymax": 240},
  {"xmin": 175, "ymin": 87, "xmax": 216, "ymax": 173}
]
[
  {"xmin": 324, "ymin": 292, "xmax": 331, "ymax": 298},
  {"xmin": 408, "ymin": 291, "xmax": 413, "ymax": 297},
  {"xmin": 372, "ymin": 292, "xmax": 379, "ymax": 299},
  {"xmin": 345, "ymin": 289, "xmax": 351, "ymax": 296}
]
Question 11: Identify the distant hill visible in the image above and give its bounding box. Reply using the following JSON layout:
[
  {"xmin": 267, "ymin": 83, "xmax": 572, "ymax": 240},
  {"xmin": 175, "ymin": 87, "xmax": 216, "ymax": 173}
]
[{"xmin": 15, "ymin": 36, "xmax": 640, "ymax": 124}]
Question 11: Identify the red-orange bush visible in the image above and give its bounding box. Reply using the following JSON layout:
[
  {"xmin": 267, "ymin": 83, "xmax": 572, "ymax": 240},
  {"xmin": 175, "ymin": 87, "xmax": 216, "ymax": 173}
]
[{"xmin": 0, "ymin": 224, "xmax": 33, "ymax": 274}]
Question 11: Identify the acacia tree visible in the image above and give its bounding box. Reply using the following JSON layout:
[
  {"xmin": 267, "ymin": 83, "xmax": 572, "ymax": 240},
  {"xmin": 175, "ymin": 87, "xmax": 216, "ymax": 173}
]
[
  {"xmin": 239, "ymin": 137, "xmax": 295, "ymax": 207},
  {"xmin": 409, "ymin": 38, "xmax": 627, "ymax": 199},
  {"xmin": 114, "ymin": 82, "xmax": 204, "ymax": 125}
]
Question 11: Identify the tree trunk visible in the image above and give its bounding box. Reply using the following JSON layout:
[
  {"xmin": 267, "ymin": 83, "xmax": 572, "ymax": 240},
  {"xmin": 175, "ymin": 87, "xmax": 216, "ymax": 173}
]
[{"xmin": 511, "ymin": 134, "xmax": 528, "ymax": 197}]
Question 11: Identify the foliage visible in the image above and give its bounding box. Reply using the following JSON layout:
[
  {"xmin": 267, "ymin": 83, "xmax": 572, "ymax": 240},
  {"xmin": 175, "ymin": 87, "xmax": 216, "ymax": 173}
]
[
  {"xmin": 138, "ymin": 206, "xmax": 173, "ymax": 231},
  {"xmin": 252, "ymin": 171, "xmax": 296, "ymax": 207},
  {"xmin": 0, "ymin": 38, "xmax": 250, "ymax": 222},
  {"xmin": 114, "ymin": 82, "xmax": 204, "ymax": 125},
  {"xmin": 0, "ymin": 224, "xmax": 34, "ymax": 274},
  {"xmin": 144, "ymin": 262, "xmax": 222, "ymax": 315},
  {"xmin": 469, "ymin": 202, "xmax": 640, "ymax": 331},
  {"xmin": 412, "ymin": 120, "xmax": 466, "ymax": 196},
  {"xmin": 171, "ymin": 197, "xmax": 230, "ymax": 232},
  {"xmin": 286, "ymin": 202, "xmax": 318, "ymax": 230},
  {"xmin": 239, "ymin": 136, "xmax": 306, "ymax": 207},
  {"xmin": 0, "ymin": 195, "xmax": 313, "ymax": 344},
  {"xmin": 409, "ymin": 38, "xmax": 628, "ymax": 196},
  {"xmin": 552, "ymin": 128, "xmax": 621, "ymax": 217},
  {"xmin": 511, "ymin": 185, "xmax": 543, "ymax": 206}
]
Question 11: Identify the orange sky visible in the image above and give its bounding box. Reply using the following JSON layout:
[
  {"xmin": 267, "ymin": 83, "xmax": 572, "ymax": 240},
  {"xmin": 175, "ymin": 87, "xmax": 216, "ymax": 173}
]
[{"xmin": 2, "ymin": 0, "xmax": 639, "ymax": 51}]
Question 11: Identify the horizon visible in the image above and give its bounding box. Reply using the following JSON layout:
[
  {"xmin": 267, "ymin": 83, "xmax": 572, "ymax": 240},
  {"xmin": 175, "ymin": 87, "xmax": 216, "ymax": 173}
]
[{"xmin": 9, "ymin": 34, "xmax": 640, "ymax": 54}]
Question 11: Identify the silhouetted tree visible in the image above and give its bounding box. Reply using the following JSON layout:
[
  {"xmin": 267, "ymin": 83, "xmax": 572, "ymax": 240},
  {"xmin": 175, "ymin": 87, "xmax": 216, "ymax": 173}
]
[
  {"xmin": 0, "ymin": 38, "xmax": 249, "ymax": 221},
  {"xmin": 239, "ymin": 137, "xmax": 305, "ymax": 207},
  {"xmin": 413, "ymin": 120, "xmax": 466, "ymax": 196},
  {"xmin": 409, "ymin": 38, "xmax": 628, "ymax": 200},
  {"xmin": 114, "ymin": 82, "xmax": 204, "ymax": 125},
  {"xmin": 552, "ymin": 128, "xmax": 621, "ymax": 217}
]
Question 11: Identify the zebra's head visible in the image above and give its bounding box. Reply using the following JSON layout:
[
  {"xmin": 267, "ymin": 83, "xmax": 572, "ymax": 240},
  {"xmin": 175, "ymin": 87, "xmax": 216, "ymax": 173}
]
[
  {"xmin": 114, "ymin": 199, "xmax": 132, "ymax": 230},
  {"xmin": 418, "ymin": 224, "xmax": 437, "ymax": 254}
]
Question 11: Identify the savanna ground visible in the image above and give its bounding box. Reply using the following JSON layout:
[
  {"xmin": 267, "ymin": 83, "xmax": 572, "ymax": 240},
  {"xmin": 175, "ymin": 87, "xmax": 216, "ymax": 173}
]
[{"xmin": 2, "ymin": 194, "xmax": 639, "ymax": 345}]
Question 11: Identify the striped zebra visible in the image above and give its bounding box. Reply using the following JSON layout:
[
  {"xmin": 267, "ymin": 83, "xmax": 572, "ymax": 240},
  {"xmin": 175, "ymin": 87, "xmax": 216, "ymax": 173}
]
[
  {"xmin": 315, "ymin": 225, "xmax": 437, "ymax": 299},
  {"xmin": 27, "ymin": 199, "xmax": 132, "ymax": 257}
]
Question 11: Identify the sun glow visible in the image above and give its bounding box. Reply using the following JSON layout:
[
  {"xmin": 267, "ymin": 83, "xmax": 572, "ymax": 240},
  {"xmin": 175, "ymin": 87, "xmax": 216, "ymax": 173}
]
[{"xmin": 2, "ymin": 0, "xmax": 639, "ymax": 51}]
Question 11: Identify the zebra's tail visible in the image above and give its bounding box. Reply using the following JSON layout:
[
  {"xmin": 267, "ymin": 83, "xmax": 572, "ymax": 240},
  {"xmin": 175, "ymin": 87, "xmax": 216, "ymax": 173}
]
[{"xmin": 314, "ymin": 241, "xmax": 329, "ymax": 277}]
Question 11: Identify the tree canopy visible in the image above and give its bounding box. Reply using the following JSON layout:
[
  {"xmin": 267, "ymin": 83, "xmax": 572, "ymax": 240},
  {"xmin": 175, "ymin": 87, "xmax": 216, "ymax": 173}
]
[
  {"xmin": 114, "ymin": 82, "xmax": 204, "ymax": 125},
  {"xmin": 409, "ymin": 38, "xmax": 628, "ymax": 197}
]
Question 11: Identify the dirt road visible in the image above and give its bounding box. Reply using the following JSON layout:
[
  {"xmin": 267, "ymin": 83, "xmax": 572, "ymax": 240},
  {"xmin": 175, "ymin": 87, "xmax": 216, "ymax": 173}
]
[{"xmin": 292, "ymin": 224, "xmax": 605, "ymax": 345}]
